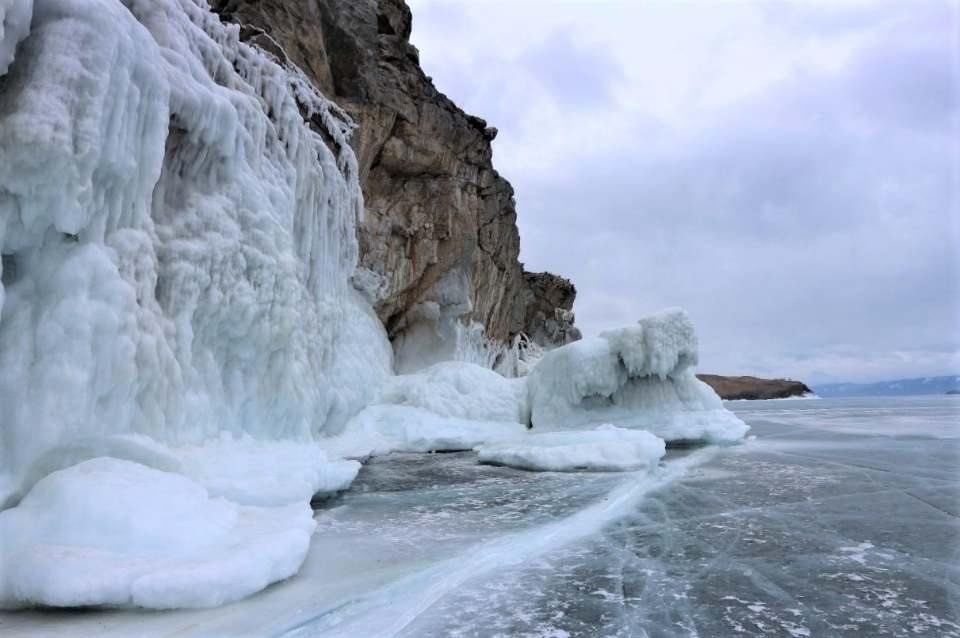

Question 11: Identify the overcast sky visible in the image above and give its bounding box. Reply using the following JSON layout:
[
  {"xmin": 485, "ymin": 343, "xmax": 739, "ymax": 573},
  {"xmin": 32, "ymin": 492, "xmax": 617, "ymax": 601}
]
[{"xmin": 406, "ymin": 0, "xmax": 959, "ymax": 384}]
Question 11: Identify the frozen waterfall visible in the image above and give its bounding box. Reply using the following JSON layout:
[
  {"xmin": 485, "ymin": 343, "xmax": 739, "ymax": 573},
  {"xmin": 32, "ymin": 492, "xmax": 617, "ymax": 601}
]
[
  {"xmin": 0, "ymin": 0, "xmax": 391, "ymax": 608},
  {"xmin": 0, "ymin": 0, "xmax": 392, "ymax": 506}
]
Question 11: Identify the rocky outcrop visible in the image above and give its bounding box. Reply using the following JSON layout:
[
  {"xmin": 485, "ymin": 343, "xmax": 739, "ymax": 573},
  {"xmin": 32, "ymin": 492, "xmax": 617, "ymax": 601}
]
[
  {"xmin": 520, "ymin": 272, "xmax": 581, "ymax": 346},
  {"xmin": 210, "ymin": 0, "xmax": 577, "ymax": 351},
  {"xmin": 697, "ymin": 375, "xmax": 813, "ymax": 401}
]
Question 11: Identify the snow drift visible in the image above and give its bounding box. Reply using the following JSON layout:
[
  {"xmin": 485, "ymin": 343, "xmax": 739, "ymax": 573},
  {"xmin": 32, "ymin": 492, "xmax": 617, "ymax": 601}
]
[{"xmin": 527, "ymin": 309, "xmax": 748, "ymax": 443}]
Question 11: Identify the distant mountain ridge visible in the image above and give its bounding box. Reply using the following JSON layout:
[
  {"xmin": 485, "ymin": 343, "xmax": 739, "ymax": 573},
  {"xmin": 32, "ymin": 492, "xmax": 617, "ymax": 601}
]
[{"xmin": 814, "ymin": 375, "xmax": 960, "ymax": 398}]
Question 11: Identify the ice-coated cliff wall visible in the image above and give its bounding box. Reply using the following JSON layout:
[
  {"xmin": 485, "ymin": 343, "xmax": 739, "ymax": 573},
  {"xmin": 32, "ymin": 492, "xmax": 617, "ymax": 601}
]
[
  {"xmin": 0, "ymin": 0, "xmax": 393, "ymax": 506},
  {"xmin": 210, "ymin": 0, "xmax": 581, "ymax": 362}
]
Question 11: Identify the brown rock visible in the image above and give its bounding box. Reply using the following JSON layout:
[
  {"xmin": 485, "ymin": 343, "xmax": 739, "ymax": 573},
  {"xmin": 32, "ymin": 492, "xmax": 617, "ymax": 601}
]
[
  {"xmin": 697, "ymin": 375, "xmax": 813, "ymax": 401},
  {"xmin": 210, "ymin": 0, "xmax": 578, "ymax": 351}
]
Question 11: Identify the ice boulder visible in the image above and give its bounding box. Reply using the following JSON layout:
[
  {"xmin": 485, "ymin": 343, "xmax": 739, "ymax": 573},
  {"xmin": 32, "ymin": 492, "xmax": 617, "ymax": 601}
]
[
  {"xmin": 527, "ymin": 309, "xmax": 748, "ymax": 443},
  {"xmin": 0, "ymin": 458, "xmax": 316, "ymax": 609},
  {"xmin": 476, "ymin": 425, "xmax": 666, "ymax": 472}
]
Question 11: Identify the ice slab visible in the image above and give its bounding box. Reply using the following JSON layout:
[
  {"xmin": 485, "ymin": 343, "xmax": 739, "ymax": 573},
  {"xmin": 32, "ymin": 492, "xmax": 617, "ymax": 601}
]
[
  {"xmin": 332, "ymin": 361, "xmax": 530, "ymax": 456},
  {"xmin": 333, "ymin": 404, "xmax": 526, "ymax": 455},
  {"xmin": 0, "ymin": 458, "xmax": 316, "ymax": 609},
  {"xmin": 476, "ymin": 425, "xmax": 666, "ymax": 472}
]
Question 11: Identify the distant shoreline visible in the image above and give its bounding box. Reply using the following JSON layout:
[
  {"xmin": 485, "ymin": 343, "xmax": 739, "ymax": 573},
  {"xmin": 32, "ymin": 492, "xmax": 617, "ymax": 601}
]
[{"xmin": 698, "ymin": 374, "xmax": 813, "ymax": 401}]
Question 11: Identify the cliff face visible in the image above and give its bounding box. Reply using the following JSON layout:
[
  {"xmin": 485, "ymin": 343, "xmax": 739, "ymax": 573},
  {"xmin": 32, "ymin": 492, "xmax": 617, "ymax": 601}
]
[{"xmin": 210, "ymin": 0, "xmax": 578, "ymax": 352}]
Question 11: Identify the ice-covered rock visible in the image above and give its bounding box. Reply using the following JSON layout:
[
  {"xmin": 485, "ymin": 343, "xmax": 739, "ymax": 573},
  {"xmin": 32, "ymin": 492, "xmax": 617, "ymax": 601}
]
[
  {"xmin": 527, "ymin": 309, "xmax": 749, "ymax": 443},
  {"xmin": 477, "ymin": 426, "xmax": 666, "ymax": 472}
]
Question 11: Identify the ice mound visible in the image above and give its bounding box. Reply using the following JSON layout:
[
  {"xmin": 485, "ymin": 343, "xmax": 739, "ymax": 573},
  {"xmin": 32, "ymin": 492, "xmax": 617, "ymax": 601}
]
[
  {"xmin": 334, "ymin": 361, "xmax": 529, "ymax": 455},
  {"xmin": 527, "ymin": 309, "xmax": 748, "ymax": 443},
  {"xmin": 0, "ymin": 458, "xmax": 316, "ymax": 609},
  {"xmin": 377, "ymin": 361, "xmax": 529, "ymax": 424},
  {"xmin": 174, "ymin": 436, "xmax": 360, "ymax": 506},
  {"xmin": 476, "ymin": 426, "xmax": 666, "ymax": 472},
  {"xmin": 334, "ymin": 405, "xmax": 526, "ymax": 455}
]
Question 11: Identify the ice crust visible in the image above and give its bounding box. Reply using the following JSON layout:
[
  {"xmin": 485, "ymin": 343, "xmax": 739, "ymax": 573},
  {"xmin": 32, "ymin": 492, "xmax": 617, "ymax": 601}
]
[
  {"xmin": 477, "ymin": 426, "xmax": 666, "ymax": 472},
  {"xmin": 527, "ymin": 309, "xmax": 748, "ymax": 443},
  {"xmin": 0, "ymin": 458, "xmax": 316, "ymax": 609}
]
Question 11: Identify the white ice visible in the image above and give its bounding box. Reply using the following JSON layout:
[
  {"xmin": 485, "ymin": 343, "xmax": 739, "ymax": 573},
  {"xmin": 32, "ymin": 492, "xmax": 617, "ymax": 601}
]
[
  {"xmin": 476, "ymin": 425, "xmax": 666, "ymax": 472},
  {"xmin": 376, "ymin": 361, "xmax": 528, "ymax": 424},
  {"xmin": 0, "ymin": 458, "xmax": 316, "ymax": 609},
  {"xmin": 527, "ymin": 309, "xmax": 749, "ymax": 443},
  {"xmin": 332, "ymin": 405, "xmax": 527, "ymax": 455},
  {"xmin": 0, "ymin": 0, "xmax": 390, "ymax": 608},
  {"xmin": 333, "ymin": 361, "xmax": 529, "ymax": 455}
]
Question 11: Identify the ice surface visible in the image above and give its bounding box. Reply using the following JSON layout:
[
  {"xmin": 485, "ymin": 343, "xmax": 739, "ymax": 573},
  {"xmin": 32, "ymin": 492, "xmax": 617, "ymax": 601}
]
[
  {"xmin": 381, "ymin": 398, "xmax": 960, "ymax": 638},
  {"xmin": 0, "ymin": 397, "xmax": 955, "ymax": 635},
  {"xmin": 0, "ymin": 458, "xmax": 316, "ymax": 609},
  {"xmin": 476, "ymin": 425, "xmax": 666, "ymax": 472},
  {"xmin": 528, "ymin": 309, "xmax": 748, "ymax": 443}
]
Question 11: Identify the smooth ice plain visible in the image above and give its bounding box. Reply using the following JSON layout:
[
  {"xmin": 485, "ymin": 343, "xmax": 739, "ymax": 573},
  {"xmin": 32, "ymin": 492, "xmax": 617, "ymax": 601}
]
[{"xmin": 1, "ymin": 395, "xmax": 956, "ymax": 637}]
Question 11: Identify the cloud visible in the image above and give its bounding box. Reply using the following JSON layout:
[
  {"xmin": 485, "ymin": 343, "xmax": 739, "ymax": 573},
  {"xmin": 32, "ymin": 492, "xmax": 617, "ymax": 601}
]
[{"xmin": 408, "ymin": 0, "xmax": 959, "ymax": 384}]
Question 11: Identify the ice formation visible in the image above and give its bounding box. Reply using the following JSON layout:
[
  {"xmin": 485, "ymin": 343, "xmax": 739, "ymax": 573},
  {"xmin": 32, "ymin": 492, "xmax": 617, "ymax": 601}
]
[
  {"xmin": 477, "ymin": 425, "xmax": 666, "ymax": 472},
  {"xmin": 0, "ymin": 458, "xmax": 316, "ymax": 608},
  {"xmin": 0, "ymin": 0, "xmax": 391, "ymax": 608},
  {"xmin": 334, "ymin": 361, "xmax": 529, "ymax": 455},
  {"xmin": 527, "ymin": 309, "xmax": 748, "ymax": 443}
]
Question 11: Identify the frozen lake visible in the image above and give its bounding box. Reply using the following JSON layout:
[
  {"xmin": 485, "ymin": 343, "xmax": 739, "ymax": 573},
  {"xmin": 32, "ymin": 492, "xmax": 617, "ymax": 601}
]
[{"xmin": 2, "ymin": 396, "xmax": 957, "ymax": 636}]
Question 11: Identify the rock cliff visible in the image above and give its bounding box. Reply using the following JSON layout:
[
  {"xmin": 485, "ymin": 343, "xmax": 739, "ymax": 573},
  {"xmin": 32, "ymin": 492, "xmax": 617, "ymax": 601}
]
[{"xmin": 210, "ymin": 0, "xmax": 578, "ymax": 356}]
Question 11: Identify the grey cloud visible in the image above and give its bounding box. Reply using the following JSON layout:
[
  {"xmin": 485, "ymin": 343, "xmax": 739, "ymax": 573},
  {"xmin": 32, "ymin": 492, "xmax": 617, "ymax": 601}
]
[
  {"xmin": 520, "ymin": 28, "xmax": 624, "ymax": 109},
  {"xmin": 411, "ymin": 0, "xmax": 959, "ymax": 384}
]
